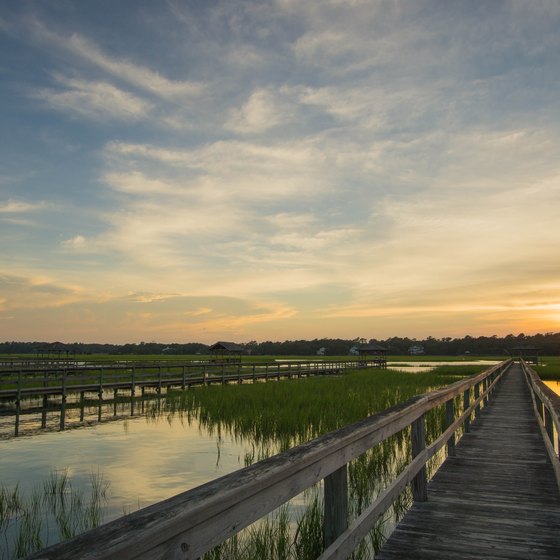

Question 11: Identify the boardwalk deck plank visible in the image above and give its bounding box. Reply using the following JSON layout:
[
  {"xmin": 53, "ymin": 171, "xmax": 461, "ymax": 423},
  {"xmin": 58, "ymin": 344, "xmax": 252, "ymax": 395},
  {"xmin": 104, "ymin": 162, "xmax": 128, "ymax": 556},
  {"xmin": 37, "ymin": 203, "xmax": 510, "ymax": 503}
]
[{"xmin": 377, "ymin": 364, "xmax": 560, "ymax": 559}]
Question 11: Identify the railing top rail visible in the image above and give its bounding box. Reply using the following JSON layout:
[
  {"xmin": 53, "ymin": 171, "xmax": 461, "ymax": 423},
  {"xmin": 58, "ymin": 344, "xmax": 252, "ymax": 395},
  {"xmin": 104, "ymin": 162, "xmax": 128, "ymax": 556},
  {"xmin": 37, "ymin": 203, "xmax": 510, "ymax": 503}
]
[
  {"xmin": 521, "ymin": 359, "xmax": 560, "ymax": 432},
  {"xmin": 0, "ymin": 358, "xmax": 385, "ymax": 379},
  {"xmin": 28, "ymin": 360, "xmax": 511, "ymax": 560}
]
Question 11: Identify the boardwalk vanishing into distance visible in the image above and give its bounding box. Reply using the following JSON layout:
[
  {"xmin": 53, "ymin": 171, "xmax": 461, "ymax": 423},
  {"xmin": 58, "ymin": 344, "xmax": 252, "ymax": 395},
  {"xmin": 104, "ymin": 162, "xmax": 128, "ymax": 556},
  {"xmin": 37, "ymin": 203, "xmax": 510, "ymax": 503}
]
[
  {"xmin": 24, "ymin": 359, "xmax": 560, "ymax": 560},
  {"xmin": 377, "ymin": 362, "xmax": 560, "ymax": 559}
]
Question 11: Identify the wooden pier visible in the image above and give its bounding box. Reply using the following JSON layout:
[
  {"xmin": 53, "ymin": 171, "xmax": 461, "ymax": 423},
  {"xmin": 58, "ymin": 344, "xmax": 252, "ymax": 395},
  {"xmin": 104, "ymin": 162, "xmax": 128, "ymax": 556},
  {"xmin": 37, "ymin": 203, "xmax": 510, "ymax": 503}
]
[
  {"xmin": 0, "ymin": 358, "xmax": 385, "ymax": 402},
  {"xmin": 0, "ymin": 358, "xmax": 385, "ymax": 437},
  {"xmin": 24, "ymin": 360, "xmax": 560, "ymax": 559},
  {"xmin": 377, "ymin": 362, "xmax": 560, "ymax": 559}
]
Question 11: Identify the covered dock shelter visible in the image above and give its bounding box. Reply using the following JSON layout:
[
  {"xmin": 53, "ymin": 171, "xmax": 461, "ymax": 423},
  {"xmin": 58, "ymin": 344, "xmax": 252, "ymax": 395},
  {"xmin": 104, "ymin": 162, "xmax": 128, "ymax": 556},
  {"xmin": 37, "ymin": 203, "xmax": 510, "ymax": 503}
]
[
  {"xmin": 357, "ymin": 344, "xmax": 388, "ymax": 368},
  {"xmin": 510, "ymin": 345, "xmax": 541, "ymax": 365},
  {"xmin": 208, "ymin": 341, "xmax": 246, "ymax": 363}
]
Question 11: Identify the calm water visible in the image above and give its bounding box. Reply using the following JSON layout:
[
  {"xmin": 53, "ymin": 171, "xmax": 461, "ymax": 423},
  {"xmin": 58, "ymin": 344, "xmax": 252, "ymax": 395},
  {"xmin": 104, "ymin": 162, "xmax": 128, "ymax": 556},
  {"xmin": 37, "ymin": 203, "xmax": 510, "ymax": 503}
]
[
  {"xmin": 0, "ymin": 408, "xmax": 254, "ymax": 557},
  {"xmin": 544, "ymin": 380, "xmax": 560, "ymax": 396},
  {"xmin": 0, "ymin": 412, "xmax": 250, "ymax": 513},
  {"xmin": 386, "ymin": 359, "xmax": 500, "ymax": 373}
]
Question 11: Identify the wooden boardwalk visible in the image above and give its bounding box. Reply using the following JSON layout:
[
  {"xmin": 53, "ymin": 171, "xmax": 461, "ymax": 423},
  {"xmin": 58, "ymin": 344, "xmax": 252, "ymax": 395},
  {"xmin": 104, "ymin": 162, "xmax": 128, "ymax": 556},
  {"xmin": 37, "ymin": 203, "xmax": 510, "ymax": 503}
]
[{"xmin": 378, "ymin": 363, "xmax": 560, "ymax": 559}]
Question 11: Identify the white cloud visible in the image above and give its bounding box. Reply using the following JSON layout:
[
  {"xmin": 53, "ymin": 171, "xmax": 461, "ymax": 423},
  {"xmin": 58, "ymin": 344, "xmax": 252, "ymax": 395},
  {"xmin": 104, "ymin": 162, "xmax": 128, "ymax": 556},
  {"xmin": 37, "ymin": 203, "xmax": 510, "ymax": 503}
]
[
  {"xmin": 61, "ymin": 235, "xmax": 88, "ymax": 250},
  {"xmin": 31, "ymin": 24, "xmax": 205, "ymax": 99},
  {"xmin": 33, "ymin": 76, "xmax": 152, "ymax": 122},
  {"xmin": 0, "ymin": 200, "xmax": 49, "ymax": 213},
  {"xmin": 225, "ymin": 88, "xmax": 297, "ymax": 134}
]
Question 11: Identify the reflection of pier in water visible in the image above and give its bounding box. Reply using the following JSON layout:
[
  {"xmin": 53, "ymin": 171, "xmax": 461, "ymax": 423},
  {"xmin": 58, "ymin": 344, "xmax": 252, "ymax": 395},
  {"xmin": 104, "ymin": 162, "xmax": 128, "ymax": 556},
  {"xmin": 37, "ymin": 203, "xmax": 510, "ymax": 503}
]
[{"xmin": 0, "ymin": 387, "xmax": 166, "ymax": 438}]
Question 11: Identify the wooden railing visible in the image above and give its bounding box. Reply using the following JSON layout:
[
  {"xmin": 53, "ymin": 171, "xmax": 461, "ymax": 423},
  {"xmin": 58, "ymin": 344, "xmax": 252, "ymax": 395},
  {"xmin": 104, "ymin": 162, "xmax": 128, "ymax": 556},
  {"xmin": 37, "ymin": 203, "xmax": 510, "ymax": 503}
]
[
  {"xmin": 521, "ymin": 359, "xmax": 560, "ymax": 490},
  {"xmin": 0, "ymin": 359, "xmax": 384, "ymax": 400},
  {"xmin": 28, "ymin": 360, "xmax": 512, "ymax": 560}
]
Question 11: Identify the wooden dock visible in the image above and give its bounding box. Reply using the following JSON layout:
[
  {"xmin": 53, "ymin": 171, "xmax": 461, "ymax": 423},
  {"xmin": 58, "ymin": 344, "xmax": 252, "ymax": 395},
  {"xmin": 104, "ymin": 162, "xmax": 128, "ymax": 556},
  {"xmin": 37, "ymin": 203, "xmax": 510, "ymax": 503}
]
[
  {"xmin": 23, "ymin": 360, "xmax": 560, "ymax": 560},
  {"xmin": 377, "ymin": 363, "xmax": 560, "ymax": 559}
]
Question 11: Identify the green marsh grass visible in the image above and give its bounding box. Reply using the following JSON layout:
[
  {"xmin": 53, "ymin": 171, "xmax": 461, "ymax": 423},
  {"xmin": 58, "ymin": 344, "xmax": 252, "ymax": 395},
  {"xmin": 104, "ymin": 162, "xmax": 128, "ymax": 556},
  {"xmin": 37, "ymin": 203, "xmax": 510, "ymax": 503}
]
[
  {"xmin": 2, "ymin": 361, "xmax": 489, "ymax": 559},
  {"xmin": 0, "ymin": 470, "xmax": 109, "ymax": 560},
  {"xmin": 534, "ymin": 356, "xmax": 560, "ymax": 380},
  {"xmin": 164, "ymin": 364, "xmax": 484, "ymax": 558}
]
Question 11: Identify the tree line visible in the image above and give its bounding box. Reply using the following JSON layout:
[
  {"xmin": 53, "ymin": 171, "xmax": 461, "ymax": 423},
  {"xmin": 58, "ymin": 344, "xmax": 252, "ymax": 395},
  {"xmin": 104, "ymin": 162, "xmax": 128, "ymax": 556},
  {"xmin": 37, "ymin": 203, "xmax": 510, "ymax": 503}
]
[{"xmin": 0, "ymin": 332, "xmax": 559, "ymax": 356}]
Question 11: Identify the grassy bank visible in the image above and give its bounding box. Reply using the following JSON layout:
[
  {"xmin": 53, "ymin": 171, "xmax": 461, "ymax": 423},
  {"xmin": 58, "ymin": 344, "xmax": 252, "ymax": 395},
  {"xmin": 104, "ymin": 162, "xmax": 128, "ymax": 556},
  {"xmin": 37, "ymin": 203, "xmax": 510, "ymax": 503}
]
[{"xmin": 533, "ymin": 356, "xmax": 560, "ymax": 380}]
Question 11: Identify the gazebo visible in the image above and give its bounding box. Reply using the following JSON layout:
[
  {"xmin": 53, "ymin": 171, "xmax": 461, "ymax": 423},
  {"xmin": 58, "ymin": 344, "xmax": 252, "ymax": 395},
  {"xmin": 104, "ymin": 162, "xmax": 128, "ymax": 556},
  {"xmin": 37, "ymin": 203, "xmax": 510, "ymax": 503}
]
[
  {"xmin": 510, "ymin": 345, "xmax": 541, "ymax": 365},
  {"xmin": 208, "ymin": 341, "xmax": 245, "ymax": 363},
  {"xmin": 35, "ymin": 341, "xmax": 72, "ymax": 360},
  {"xmin": 358, "ymin": 344, "xmax": 388, "ymax": 368}
]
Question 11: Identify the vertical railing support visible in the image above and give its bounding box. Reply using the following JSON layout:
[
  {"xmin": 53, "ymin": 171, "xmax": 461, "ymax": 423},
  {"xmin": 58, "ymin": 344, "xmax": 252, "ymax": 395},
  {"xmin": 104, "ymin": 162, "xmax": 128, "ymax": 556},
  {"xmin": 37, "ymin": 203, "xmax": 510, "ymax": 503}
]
[
  {"xmin": 79, "ymin": 391, "xmax": 85, "ymax": 422},
  {"xmin": 446, "ymin": 399, "xmax": 456, "ymax": 457},
  {"xmin": 463, "ymin": 388, "xmax": 470, "ymax": 433},
  {"xmin": 474, "ymin": 382, "xmax": 481, "ymax": 419},
  {"xmin": 544, "ymin": 406, "xmax": 554, "ymax": 448},
  {"xmin": 60, "ymin": 372, "xmax": 67, "ymax": 431},
  {"xmin": 412, "ymin": 414, "xmax": 428, "ymax": 502},
  {"xmin": 324, "ymin": 465, "xmax": 348, "ymax": 548}
]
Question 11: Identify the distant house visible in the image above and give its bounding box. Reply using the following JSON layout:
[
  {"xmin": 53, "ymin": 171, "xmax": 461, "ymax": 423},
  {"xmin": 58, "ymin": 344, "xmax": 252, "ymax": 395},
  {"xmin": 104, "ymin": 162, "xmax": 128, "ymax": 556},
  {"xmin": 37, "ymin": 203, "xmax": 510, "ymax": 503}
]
[
  {"xmin": 316, "ymin": 347, "xmax": 326, "ymax": 356},
  {"xmin": 408, "ymin": 345, "xmax": 425, "ymax": 355},
  {"xmin": 207, "ymin": 341, "xmax": 245, "ymax": 362}
]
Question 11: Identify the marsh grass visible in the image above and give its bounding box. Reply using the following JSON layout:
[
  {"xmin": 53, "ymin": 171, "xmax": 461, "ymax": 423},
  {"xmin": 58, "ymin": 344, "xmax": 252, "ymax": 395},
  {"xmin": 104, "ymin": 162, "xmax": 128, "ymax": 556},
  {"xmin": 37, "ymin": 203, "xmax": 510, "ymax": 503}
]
[
  {"xmin": 534, "ymin": 356, "xmax": 560, "ymax": 380},
  {"xmin": 164, "ymin": 364, "xmax": 481, "ymax": 558},
  {"xmin": 2, "ymin": 362, "xmax": 484, "ymax": 559},
  {"xmin": 0, "ymin": 470, "xmax": 109, "ymax": 560}
]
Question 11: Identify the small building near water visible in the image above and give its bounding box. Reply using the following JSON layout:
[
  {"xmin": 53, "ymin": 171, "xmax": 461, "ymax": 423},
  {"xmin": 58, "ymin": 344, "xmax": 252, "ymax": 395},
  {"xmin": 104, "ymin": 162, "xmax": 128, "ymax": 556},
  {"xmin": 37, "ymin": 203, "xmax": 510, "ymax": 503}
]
[
  {"xmin": 208, "ymin": 341, "xmax": 246, "ymax": 362},
  {"xmin": 510, "ymin": 345, "xmax": 541, "ymax": 365},
  {"xmin": 357, "ymin": 344, "xmax": 388, "ymax": 368}
]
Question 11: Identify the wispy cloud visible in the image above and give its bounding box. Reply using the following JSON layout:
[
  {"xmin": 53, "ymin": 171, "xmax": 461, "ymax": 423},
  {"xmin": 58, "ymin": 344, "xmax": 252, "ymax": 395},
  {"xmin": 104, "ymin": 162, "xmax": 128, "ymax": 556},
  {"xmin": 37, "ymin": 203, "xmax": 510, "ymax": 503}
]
[
  {"xmin": 31, "ymin": 22, "xmax": 205, "ymax": 100},
  {"xmin": 0, "ymin": 200, "xmax": 49, "ymax": 213},
  {"xmin": 1, "ymin": 2, "xmax": 559, "ymax": 341},
  {"xmin": 33, "ymin": 75, "xmax": 152, "ymax": 122}
]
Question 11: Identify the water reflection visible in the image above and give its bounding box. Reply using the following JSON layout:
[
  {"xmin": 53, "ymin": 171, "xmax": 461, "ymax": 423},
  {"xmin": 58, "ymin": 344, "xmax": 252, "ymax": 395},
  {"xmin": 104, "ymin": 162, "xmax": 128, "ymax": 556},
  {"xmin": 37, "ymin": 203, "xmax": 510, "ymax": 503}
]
[
  {"xmin": 0, "ymin": 389, "xmax": 166, "ymax": 439},
  {"xmin": 544, "ymin": 380, "xmax": 560, "ymax": 396},
  {"xmin": 386, "ymin": 359, "xmax": 500, "ymax": 373},
  {"xmin": 0, "ymin": 409, "xmax": 252, "ymax": 557}
]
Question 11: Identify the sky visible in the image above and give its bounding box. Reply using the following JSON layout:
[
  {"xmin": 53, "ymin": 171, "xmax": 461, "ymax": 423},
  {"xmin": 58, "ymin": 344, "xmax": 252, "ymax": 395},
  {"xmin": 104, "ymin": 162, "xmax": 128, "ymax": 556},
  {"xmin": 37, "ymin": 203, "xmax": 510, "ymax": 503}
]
[{"xmin": 1, "ymin": 0, "xmax": 559, "ymax": 344}]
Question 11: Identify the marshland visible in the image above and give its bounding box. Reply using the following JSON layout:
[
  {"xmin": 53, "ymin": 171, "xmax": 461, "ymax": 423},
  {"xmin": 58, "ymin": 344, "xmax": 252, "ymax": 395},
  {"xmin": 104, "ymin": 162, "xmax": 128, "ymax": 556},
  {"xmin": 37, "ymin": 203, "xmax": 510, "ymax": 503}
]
[{"xmin": 1, "ymin": 355, "xmax": 559, "ymax": 559}]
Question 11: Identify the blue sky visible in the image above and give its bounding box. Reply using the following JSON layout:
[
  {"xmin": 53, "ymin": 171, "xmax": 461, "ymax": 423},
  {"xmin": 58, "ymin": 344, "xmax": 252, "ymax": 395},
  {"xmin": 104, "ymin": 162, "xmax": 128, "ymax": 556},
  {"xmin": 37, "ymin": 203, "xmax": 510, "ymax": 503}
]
[{"xmin": 1, "ymin": 0, "xmax": 559, "ymax": 344}]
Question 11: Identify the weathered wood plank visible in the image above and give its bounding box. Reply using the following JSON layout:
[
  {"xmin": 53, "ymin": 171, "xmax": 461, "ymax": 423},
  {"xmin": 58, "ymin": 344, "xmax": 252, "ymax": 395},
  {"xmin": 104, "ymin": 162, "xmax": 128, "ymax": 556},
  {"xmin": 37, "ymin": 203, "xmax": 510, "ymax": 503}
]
[{"xmin": 378, "ymin": 364, "xmax": 560, "ymax": 560}]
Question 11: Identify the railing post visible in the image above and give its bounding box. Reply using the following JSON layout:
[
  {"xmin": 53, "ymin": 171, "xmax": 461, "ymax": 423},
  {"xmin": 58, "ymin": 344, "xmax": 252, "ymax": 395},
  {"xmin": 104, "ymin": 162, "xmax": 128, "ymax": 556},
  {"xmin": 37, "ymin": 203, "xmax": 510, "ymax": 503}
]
[
  {"xmin": 60, "ymin": 372, "xmax": 67, "ymax": 431},
  {"xmin": 412, "ymin": 414, "xmax": 428, "ymax": 501},
  {"xmin": 544, "ymin": 406, "xmax": 554, "ymax": 447},
  {"xmin": 535, "ymin": 395, "xmax": 543, "ymax": 420},
  {"xmin": 474, "ymin": 381, "xmax": 480, "ymax": 419},
  {"xmin": 446, "ymin": 399, "xmax": 456, "ymax": 457},
  {"xmin": 324, "ymin": 465, "xmax": 348, "ymax": 548},
  {"xmin": 463, "ymin": 388, "xmax": 470, "ymax": 433}
]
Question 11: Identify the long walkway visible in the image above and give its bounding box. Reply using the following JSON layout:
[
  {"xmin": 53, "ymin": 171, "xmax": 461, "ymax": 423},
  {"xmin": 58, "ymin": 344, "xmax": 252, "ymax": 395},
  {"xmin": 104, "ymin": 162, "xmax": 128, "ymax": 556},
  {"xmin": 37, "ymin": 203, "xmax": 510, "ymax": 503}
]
[{"xmin": 378, "ymin": 363, "xmax": 560, "ymax": 559}]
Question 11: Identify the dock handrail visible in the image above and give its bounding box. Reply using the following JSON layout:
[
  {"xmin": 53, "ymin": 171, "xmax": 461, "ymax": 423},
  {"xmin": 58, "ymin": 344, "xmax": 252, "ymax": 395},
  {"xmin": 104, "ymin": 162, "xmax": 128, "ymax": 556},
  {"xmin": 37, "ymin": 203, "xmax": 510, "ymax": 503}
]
[
  {"xmin": 28, "ymin": 360, "xmax": 512, "ymax": 560},
  {"xmin": 521, "ymin": 359, "xmax": 560, "ymax": 490}
]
